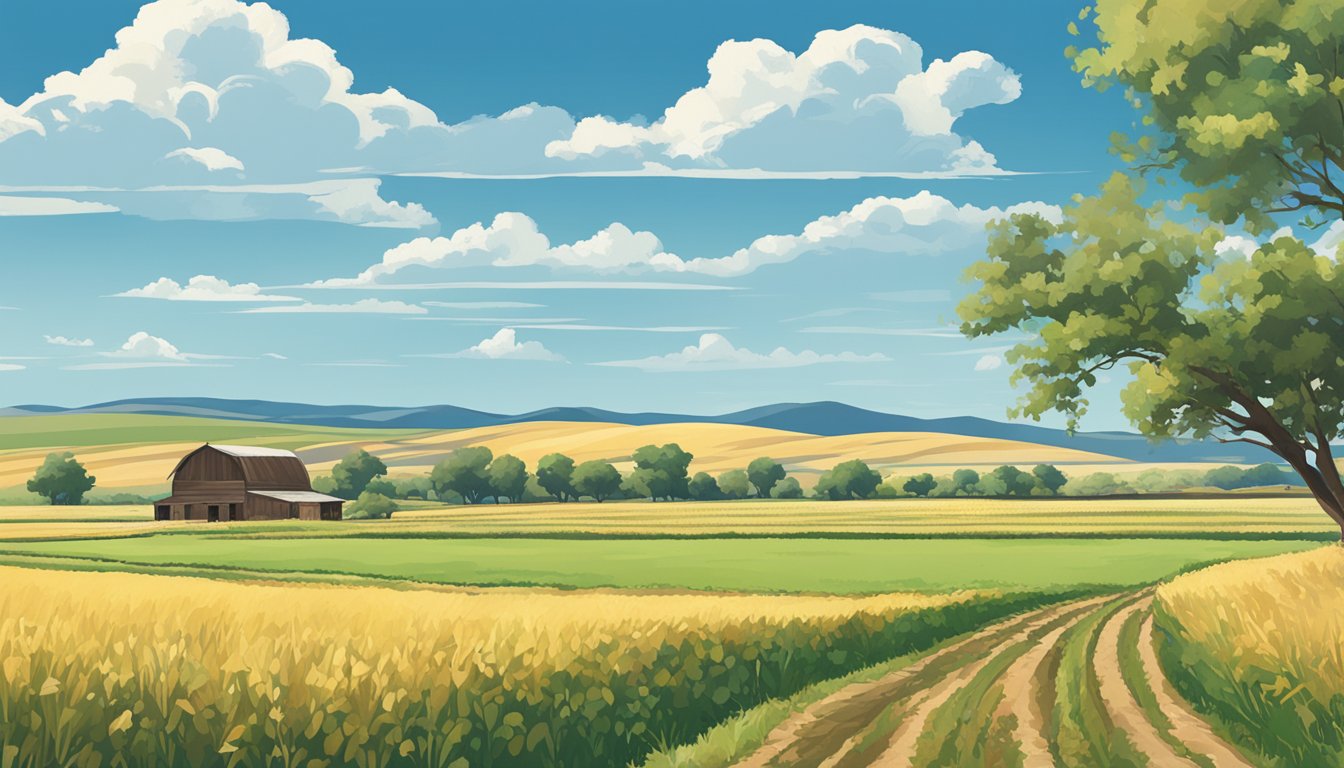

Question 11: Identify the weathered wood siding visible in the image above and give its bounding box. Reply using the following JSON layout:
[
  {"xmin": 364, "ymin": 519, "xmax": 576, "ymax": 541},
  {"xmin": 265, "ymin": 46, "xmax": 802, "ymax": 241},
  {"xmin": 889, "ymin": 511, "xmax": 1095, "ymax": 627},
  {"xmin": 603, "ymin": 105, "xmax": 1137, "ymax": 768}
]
[
  {"xmin": 235, "ymin": 457, "xmax": 311, "ymax": 490},
  {"xmin": 244, "ymin": 493, "xmax": 295, "ymax": 521}
]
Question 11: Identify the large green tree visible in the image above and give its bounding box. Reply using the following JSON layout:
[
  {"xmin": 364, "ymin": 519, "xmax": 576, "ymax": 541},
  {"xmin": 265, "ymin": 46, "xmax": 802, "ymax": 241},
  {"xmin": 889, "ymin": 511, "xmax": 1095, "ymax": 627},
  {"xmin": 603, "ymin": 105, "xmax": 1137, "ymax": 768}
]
[
  {"xmin": 27, "ymin": 451, "xmax": 95, "ymax": 505},
  {"xmin": 960, "ymin": 174, "xmax": 1344, "ymax": 534},
  {"xmin": 1071, "ymin": 0, "xmax": 1344, "ymax": 235},
  {"xmin": 961, "ymin": 0, "xmax": 1344, "ymax": 535}
]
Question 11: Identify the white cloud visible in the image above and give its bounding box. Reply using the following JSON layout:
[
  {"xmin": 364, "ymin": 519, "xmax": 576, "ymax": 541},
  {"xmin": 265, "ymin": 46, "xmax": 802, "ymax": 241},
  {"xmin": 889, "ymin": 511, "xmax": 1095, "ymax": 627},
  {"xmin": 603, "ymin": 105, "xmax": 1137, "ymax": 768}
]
[
  {"xmin": 164, "ymin": 146, "xmax": 243, "ymax": 173},
  {"xmin": 239, "ymin": 299, "xmax": 427, "ymax": 314},
  {"xmin": 0, "ymin": 195, "xmax": 117, "ymax": 216},
  {"xmin": 116, "ymin": 275, "xmax": 300, "ymax": 302},
  {"xmin": 445, "ymin": 328, "xmax": 564, "ymax": 361},
  {"xmin": 545, "ymin": 25, "xmax": 1020, "ymax": 174},
  {"xmin": 974, "ymin": 353, "xmax": 1004, "ymax": 372},
  {"xmin": 107, "ymin": 331, "xmax": 187, "ymax": 361},
  {"xmin": 262, "ymin": 352, "xmax": 288, "ymax": 360},
  {"xmin": 313, "ymin": 193, "xmax": 1059, "ymax": 285},
  {"xmin": 597, "ymin": 333, "xmax": 888, "ymax": 372},
  {"xmin": 44, "ymin": 335, "xmax": 94, "ymax": 347},
  {"xmin": 0, "ymin": 4, "xmax": 1021, "ymax": 207},
  {"xmin": 0, "ymin": 363, "xmax": 26, "ymax": 372}
]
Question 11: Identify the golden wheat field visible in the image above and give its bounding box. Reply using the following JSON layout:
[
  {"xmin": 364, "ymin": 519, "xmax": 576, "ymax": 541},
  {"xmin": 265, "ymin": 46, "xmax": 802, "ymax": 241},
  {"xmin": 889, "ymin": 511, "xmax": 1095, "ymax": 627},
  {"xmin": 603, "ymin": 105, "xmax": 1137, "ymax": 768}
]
[
  {"xmin": 0, "ymin": 566, "xmax": 1050, "ymax": 767},
  {"xmin": 1154, "ymin": 546, "xmax": 1344, "ymax": 764}
]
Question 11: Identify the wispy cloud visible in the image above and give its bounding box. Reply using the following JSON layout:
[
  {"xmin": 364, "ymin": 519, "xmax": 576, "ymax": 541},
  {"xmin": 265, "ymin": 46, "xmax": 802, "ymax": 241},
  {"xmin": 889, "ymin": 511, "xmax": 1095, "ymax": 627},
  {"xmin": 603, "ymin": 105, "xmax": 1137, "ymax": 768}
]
[
  {"xmin": 0, "ymin": 195, "xmax": 118, "ymax": 216},
  {"xmin": 44, "ymin": 335, "xmax": 94, "ymax": 347},
  {"xmin": 422, "ymin": 301, "xmax": 545, "ymax": 309},
  {"xmin": 239, "ymin": 299, "xmax": 427, "ymax": 315},
  {"xmin": 66, "ymin": 331, "xmax": 231, "ymax": 370},
  {"xmin": 596, "ymin": 333, "xmax": 888, "ymax": 372}
]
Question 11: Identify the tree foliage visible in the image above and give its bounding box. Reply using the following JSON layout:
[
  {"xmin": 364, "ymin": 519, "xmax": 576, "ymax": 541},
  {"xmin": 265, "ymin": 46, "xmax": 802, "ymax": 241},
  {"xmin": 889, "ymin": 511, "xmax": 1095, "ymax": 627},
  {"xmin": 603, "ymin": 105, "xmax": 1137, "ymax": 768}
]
[
  {"xmin": 902, "ymin": 473, "xmax": 937, "ymax": 497},
  {"xmin": 535, "ymin": 453, "xmax": 577, "ymax": 502},
  {"xmin": 330, "ymin": 449, "xmax": 388, "ymax": 500},
  {"xmin": 687, "ymin": 472, "xmax": 722, "ymax": 501},
  {"xmin": 429, "ymin": 447, "xmax": 494, "ymax": 504},
  {"xmin": 717, "ymin": 469, "xmax": 751, "ymax": 500},
  {"xmin": 630, "ymin": 444, "xmax": 694, "ymax": 501},
  {"xmin": 343, "ymin": 491, "xmax": 397, "ymax": 520},
  {"xmin": 960, "ymin": 173, "xmax": 1344, "ymax": 531},
  {"xmin": 1071, "ymin": 0, "xmax": 1344, "ymax": 233},
  {"xmin": 746, "ymin": 457, "xmax": 787, "ymax": 499},
  {"xmin": 814, "ymin": 460, "xmax": 882, "ymax": 500},
  {"xmin": 27, "ymin": 451, "xmax": 95, "ymax": 505},
  {"xmin": 488, "ymin": 454, "xmax": 528, "ymax": 504},
  {"xmin": 770, "ymin": 477, "xmax": 804, "ymax": 499},
  {"xmin": 572, "ymin": 460, "xmax": 622, "ymax": 502}
]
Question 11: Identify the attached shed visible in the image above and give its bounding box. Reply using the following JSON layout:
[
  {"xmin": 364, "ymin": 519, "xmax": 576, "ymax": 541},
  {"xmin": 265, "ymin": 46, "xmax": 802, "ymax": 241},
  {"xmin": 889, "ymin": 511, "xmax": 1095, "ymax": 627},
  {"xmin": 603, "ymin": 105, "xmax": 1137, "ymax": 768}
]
[{"xmin": 155, "ymin": 444, "xmax": 343, "ymax": 522}]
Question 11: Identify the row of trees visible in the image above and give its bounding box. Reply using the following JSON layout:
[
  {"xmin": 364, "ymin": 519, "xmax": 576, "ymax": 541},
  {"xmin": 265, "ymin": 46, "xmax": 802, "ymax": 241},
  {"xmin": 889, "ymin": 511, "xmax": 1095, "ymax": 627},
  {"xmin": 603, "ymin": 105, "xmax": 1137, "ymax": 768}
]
[{"xmin": 317, "ymin": 445, "xmax": 1310, "ymax": 514}]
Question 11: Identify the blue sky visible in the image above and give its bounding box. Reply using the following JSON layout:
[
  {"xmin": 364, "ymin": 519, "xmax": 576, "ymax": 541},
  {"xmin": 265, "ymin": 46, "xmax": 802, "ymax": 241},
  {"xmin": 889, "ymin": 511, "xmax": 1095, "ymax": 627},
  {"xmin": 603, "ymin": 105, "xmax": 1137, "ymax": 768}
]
[{"xmin": 0, "ymin": 0, "xmax": 1148, "ymax": 425}]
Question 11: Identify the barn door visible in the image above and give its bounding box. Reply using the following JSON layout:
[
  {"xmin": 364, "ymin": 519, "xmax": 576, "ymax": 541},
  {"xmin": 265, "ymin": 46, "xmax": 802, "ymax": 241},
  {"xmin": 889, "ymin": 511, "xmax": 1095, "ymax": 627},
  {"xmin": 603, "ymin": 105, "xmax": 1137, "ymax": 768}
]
[
  {"xmin": 299, "ymin": 503, "xmax": 320, "ymax": 521},
  {"xmin": 208, "ymin": 505, "xmax": 220, "ymax": 522}
]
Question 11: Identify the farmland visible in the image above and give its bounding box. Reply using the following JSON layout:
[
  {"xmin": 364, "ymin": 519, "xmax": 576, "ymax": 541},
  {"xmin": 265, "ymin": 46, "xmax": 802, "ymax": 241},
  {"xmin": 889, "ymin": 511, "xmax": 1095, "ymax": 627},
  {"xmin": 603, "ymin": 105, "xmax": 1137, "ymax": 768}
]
[{"xmin": 0, "ymin": 417, "xmax": 1338, "ymax": 766}]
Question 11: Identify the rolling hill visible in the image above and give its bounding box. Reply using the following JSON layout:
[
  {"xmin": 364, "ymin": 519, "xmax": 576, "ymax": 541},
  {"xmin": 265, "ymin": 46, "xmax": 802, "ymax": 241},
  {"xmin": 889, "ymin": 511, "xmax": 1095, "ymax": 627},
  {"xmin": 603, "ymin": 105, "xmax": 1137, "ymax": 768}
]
[{"xmin": 1, "ymin": 397, "xmax": 1267, "ymax": 463}]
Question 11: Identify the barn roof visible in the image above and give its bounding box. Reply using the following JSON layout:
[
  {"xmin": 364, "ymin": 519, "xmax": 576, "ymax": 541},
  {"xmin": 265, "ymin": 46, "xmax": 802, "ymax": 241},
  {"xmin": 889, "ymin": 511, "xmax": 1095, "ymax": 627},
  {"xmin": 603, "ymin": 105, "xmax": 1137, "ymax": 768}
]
[
  {"xmin": 168, "ymin": 444, "xmax": 314, "ymax": 491},
  {"xmin": 210, "ymin": 445, "xmax": 299, "ymax": 458},
  {"xmin": 248, "ymin": 490, "xmax": 345, "ymax": 503}
]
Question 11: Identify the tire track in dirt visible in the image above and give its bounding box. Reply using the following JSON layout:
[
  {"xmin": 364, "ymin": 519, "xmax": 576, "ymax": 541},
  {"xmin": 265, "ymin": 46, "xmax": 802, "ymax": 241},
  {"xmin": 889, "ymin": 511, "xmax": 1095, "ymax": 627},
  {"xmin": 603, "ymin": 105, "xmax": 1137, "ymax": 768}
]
[
  {"xmin": 731, "ymin": 602, "xmax": 1072, "ymax": 768},
  {"xmin": 855, "ymin": 596, "xmax": 1112, "ymax": 768},
  {"xmin": 994, "ymin": 597, "xmax": 1114, "ymax": 768},
  {"xmin": 1136, "ymin": 610, "xmax": 1255, "ymax": 767},
  {"xmin": 1093, "ymin": 595, "xmax": 1203, "ymax": 767}
]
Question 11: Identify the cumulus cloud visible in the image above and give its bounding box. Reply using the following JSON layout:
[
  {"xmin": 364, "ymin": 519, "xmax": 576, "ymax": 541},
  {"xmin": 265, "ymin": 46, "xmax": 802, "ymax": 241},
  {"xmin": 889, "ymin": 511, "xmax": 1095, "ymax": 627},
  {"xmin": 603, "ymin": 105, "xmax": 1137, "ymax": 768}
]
[
  {"xmin": 0, "ymin": 2, "xmax": 1021, "ymax": 213},
  {"xmin": 116, "ymin": 275, "xmax": 300, "ymax": 302},
  {"xmin": 545, "ymin": 25, "xmax": 1020, "ymax": 174},
  {"xmin": 596, "ymin": 333, "xmax": 888, "ymax": 372},
  {"xmin": 239, "ymin": 299, "xmax": 427, "ymax": 314},
  {"xmin": 44, "ymin": 335, "xmax": 94, "ymax": 347},
  {"xmin": 313, "ymin": 193, "xmax": 1059, "ymax": 285},
  {"xmin": 67, "ymin": 331, "xmax": 225, "ymax": 370},
  {"xmin": 444, "ymin": 328, "xmax": 564, "ymax": 361}
]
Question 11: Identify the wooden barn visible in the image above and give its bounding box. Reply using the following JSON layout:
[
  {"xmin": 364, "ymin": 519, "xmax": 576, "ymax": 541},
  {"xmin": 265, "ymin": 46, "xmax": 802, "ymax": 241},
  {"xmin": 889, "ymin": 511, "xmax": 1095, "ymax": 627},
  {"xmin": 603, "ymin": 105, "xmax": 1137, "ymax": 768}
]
[{"xmin": 154, "ymin": 444, "xmax": 343, "ymax": 522}]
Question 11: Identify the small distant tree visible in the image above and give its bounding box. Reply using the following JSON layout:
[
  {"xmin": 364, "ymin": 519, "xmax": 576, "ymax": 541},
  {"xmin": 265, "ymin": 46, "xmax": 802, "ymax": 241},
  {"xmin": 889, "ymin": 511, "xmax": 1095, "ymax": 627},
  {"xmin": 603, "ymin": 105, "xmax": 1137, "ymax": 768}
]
[
  {"xmin": 990, "ymin": 465, "xmax": 1038, "ymax": 497},
  {"xmin": 430, "ymin": 446, "xmax": 494, "ymax": 504},
  {"xmin": 718, "ymin": 469, "xmax": 751, "ymax": 500},
  {"xmin": 746, "ymin": 457, "xmax": 787, "ymax": 499},
  {"xmin": 536, "ymin": 453, "xmax": 577, "ymax": 502},
  {"xmin": 951, "ymin": 469, "xmax": 981, "ymax": 496},
  {"xmin": 771, "ymin": 476, "xmax": 804, "ymax": 499},
  {"xmin": 343, "ymin": 491, "xmax": 397, "ymax": 520},
  {"xmin": 28, "ymin": 452, "xmax": 95, "ymax": 505},
  {"xmin": 630, "ymin": 444, "xmax": 694, "ymax": 501},
  {"xmin": 815, "ymin": 460, "xmax": 882, "ymax": 500},
  {"xmin": 687, "ymin": 472, "xmax": 723, "ymax": 501},
  {"xmin": 1067, "ymin": 472, "xmax": 1133, "ymax": 497},
  {"xmin": 1202, "ymin": 466, "xmax": 1247, "ymax": 491},
  {"xmin": 573, "ymin": 460, "xmax": 622, "ymax": 502},
  {"xmin": 487, "ymin": 454, "xmax": 528, "ymax": 503},
  {"xmin": 902, "ymin": 473, "xmax": 937, "ymax": 497},
  {"xmin": 330, "ymin": 449, "xmax": 388, "ymax": 500},
  {"xmin": 1032, "ymin": 464, "xmax": 1068, "ymax": 496}
]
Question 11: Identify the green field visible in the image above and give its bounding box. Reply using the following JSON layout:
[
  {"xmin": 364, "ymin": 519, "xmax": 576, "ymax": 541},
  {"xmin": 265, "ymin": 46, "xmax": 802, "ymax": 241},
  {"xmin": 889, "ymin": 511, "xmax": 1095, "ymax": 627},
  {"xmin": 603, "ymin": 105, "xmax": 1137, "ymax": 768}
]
[
  {"xmin": 0, "ymin": 413, "xmax": 426, "ymax": 451},
  {"xmin": 0, "ymin": 533, "xmax": 1317, "ymax": 592}
]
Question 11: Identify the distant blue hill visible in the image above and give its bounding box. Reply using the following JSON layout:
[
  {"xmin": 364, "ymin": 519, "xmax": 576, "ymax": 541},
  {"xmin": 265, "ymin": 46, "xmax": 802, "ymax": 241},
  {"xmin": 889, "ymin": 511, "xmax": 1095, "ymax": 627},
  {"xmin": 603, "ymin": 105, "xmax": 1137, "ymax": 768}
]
[{"xmin": 2, "ymin": 397, "xmax": 1270, "ymax": 464}]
